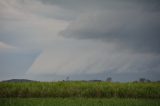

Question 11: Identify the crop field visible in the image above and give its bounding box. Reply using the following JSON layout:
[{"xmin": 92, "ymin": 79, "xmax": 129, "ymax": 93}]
[
  {"xmin": 0, "ymin": 82, "xmax": 160, "ymax": 98},
  {"xmin": 1, "ymin": 98, "xmax": 160, "ymax": 106},
  {"xmin": 0, "ymin": 82, "xmax": 160, "ymax": 105}
]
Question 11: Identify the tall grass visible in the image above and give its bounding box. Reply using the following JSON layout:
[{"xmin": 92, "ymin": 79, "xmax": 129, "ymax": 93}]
[
  {"xmin": 0, "ymin": 82, "xmax": 160, "ymax": 98},
  {"xmin": 1, "ymin": 98, "xmax": 160, "ymax": 106}
]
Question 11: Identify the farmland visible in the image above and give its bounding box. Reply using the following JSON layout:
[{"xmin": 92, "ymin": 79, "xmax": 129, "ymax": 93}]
[
  {"xmin": 1, "ymin": 98, "xmax": 160, "ymax": 106},
  {"xmin": 0, "ymin": 82, "xmax": 160, "ymax": 105},
  {"xmin": 0, "ymin": 81, "xmax": 160, "ymax": 98}
]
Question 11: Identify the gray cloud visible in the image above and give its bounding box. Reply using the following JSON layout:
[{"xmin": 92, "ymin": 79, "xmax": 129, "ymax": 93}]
[
  {"xmin": 0, "ymin": 0, "xmax": 68, "ymax": 49},
  {"xmin": 60, "ymin": 1, "xmax": 160, "ymax": 53},
  {"xmin": 0, "ymin": 0, "xmax": 160, "ymax": 81},
  {"xmin": 39, "ymin": 0, "xmax": 160, "ymax": 11}
]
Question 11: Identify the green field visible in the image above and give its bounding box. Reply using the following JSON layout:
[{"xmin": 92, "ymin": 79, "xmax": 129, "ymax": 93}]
[
  {"xmin": 0, "ymin": 82, "xmax": 160, "ymax": 98},
  {"xmin": 0, "ymin": 98, "xmax": 160, "ymax": 106},
  {"xmin": 0, "ymin": 82, "xmax": 160, "ymax": 106}
]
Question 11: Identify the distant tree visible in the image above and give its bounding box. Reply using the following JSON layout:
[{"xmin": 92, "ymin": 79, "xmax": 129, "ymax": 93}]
[
  {"xmin": 106, "ymin": 77, "xmax": 112, "ymax": 82},
  {"xmin": 139, "ymin": 78, "xmax": 151, "ymax": 82},
  {"xmin": 157, "ymin": 80, "xmax": 160, "ymax": 83},
  {"xmin": 146, "ymin": 79, "xmax": 151, "ymax": 82},
  {"xmin": 139, "ymin": 78, "xmax": 145, "ymax": 82}
]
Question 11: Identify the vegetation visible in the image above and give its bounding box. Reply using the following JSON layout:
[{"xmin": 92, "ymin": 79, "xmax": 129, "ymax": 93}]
[
  {"xmin": 0, "ymin": 81, "xmax": 160, "ymax": 98},
  {"xmin": 0, "ymin": 98, "xmax": 160, "ymax": 106}
]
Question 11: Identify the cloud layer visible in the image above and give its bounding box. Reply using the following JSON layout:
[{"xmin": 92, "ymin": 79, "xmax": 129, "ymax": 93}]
[
  {"xmin": 0, "ymin": 0, "xmax": 160, "ymax": 81},
  {"xmin": 61, "ymin": 1, "xmax": 160, "ymax": 53}
]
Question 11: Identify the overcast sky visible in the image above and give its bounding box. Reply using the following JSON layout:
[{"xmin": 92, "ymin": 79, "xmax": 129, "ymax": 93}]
[{"xmin": 0, "ymin": 0, "xmax": 160, "ymax": 82}]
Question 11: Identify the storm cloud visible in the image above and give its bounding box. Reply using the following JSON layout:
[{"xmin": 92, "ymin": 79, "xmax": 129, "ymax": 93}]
[
  {"xmin": 0, "ymin": 0, "xmax": 160, "ymax": 81},
  {"xmin": 60, "ymin": 1, "xmax": 160, "ymax": 53}
]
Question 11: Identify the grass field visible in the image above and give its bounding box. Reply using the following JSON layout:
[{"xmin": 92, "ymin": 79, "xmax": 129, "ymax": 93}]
[
  {"xmin": 0, "ymin": 98, "xmax": 160, "ymax": 106},
  {"xmin": 0, "ymin": 82, "xmax": 160, "ymax": 106},
  {"xmin": 0, "ymin": 82, "xmax": 160, "ymax": 98}
]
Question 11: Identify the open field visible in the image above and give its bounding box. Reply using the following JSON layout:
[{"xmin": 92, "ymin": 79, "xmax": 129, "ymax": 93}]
[
  {"xmin": 0, "ymin": 82, "xmax": 160, "ymax": 106},
  {"xmin": 0, "ymin": 82, "xmax": 160, "ymax": 98},
  {"xmin": 0, "ymin": 98, "xmax": 160, "ymax": 106}
]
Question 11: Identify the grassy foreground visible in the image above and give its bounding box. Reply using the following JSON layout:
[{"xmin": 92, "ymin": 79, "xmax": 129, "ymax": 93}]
[
  {"xmin": 0, "ymin": 98, "xmax": 160, "ymax": 106},
  {"xmin": 0, "ymin": 82, "xmax": 160, "ymax": 98}
]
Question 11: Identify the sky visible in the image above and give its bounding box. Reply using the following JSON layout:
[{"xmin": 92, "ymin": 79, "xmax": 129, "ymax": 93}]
[{"xmin": 0, "ymin": 0, "xmax": 160, "ymax": 82}]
